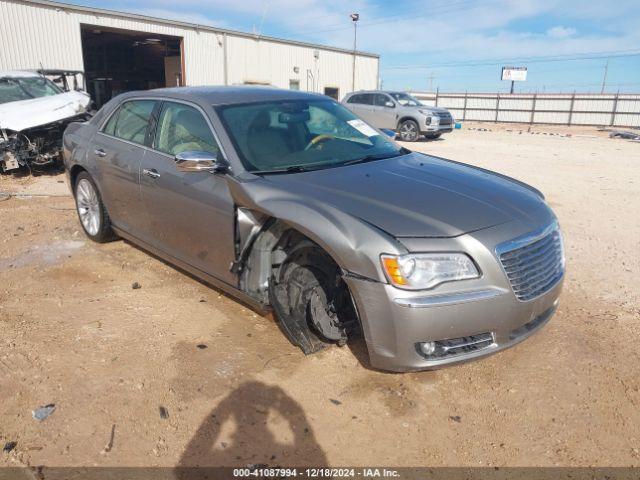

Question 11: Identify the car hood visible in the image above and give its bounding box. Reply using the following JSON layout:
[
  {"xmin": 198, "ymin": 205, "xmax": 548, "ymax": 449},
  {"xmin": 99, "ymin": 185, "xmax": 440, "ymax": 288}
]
[
  {"xmin": 414, "ymin": 105, "xmax": 450, "ymax": 114},
  {"xmin": 0, "ymin": 90, "xmax": 90, "ymax": 131},
  {"xmin": 259, "ymin": 153, "xmax": 552, "ymax": 238}
]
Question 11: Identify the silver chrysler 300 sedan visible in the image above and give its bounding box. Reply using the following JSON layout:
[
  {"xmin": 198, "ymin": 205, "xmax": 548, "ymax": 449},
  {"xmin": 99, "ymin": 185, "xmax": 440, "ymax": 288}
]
[{"xmin": 63, "ymin": 86, "xmax": 564, "ymax": 372}]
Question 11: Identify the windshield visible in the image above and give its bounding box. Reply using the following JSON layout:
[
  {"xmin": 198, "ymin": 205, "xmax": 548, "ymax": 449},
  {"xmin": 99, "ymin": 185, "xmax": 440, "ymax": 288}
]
[
  {"xmin": 389, "ymin": 92, "xmax": 422, "ymax": 107},
  {"xmin": 0, "ymin": 76, "xmax": 62, "ymax": 105},
  {"xmin": 218, "ymin": 99, "xmax": 405, "ymax": 173}
]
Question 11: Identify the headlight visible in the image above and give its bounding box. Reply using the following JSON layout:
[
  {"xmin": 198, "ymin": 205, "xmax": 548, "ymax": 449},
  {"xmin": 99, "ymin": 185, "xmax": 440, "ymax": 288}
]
[{"xmin": 381, "ymin": 253, "xmax": 479, "ymax": 290}]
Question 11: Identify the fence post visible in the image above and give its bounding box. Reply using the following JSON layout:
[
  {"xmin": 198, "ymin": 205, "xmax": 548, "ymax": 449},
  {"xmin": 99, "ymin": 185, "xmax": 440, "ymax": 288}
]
[
  {"xmin": 530, "ymin": 92, "xmax": 537, "ymax": 125},
  {"xmin": 495, "ymin": 93, "xmax": 500, "ymax": 122},
  {"xmin": 568, "ymin": 91, "xmax": 576, "ymax": 126},
  {"xmin": 462, "ymin": 91, "xmax": 468, "ymax": 121},
  {"xmin": 435, "ymin": 87, "xmax": 439, "ymax": 107},
  {"xmin": 610, "ymin": 90, "xmax": 619, "ymax": 127}
]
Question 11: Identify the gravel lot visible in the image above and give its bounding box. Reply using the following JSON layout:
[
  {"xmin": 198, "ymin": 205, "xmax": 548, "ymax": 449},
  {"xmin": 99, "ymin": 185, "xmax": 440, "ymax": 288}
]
[{"xmin": 1, "ymin": 125, "xmax": 639, "ymax": 469}]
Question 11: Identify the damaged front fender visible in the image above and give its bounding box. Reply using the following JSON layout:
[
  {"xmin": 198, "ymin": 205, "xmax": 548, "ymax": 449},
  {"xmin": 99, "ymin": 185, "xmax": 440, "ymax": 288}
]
[{"xmin": 227, "ymin": 175, "xmax": 409, "ymax": 286}]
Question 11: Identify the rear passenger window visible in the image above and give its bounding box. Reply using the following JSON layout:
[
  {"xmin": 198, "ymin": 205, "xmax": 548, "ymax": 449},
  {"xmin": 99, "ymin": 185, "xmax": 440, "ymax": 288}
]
[
  {"xmin": 102, "ymin": 100, "xmax": 156, "ymax": 145},
  {"xmin": 154, "ymin": 102, "xmax": 220, "ymax": 156},
  {"xmin": 359, "ymin": 93, "xmax": 375, "ymax": 105}
]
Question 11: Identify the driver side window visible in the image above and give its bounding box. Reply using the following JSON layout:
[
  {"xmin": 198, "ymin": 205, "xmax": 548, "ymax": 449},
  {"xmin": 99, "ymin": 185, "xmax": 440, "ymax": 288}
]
[{"xmin": 154, "ymin": 102, "xmax": 220, "ymax": 156}]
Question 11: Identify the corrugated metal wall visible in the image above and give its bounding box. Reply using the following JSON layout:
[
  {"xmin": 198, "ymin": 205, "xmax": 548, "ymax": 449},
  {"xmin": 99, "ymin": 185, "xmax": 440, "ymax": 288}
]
[
  {"xmin": 0, "ymin": 0, "xmax": 378, "ymax": 96},
  {"xmin": 413, "ymin": 92, "xmax": 640, "ymax": 127}
]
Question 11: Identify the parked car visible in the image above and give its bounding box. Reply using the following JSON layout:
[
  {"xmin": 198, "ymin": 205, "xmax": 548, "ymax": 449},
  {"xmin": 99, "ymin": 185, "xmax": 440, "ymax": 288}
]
[
  {"xmin": 63, "ymin": 86, "xmax": 564, "ymax": 372},
  {"xmin": 342, "ymin": 90, "xmax": 454, "ymax": 142},
  {"xmin": 0, "ymin": 70, "xmax": 92, "ymax": 172}
]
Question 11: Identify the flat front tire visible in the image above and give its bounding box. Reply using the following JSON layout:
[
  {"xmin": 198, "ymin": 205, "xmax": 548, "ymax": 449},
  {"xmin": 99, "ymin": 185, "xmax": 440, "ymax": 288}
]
[
  {"xmin": 74, "ymin": 172, "xmax": 117, "ymax": 243},
  {"xmin": 269, "ymin": 240, "xmax": 357, "ymax": 354},
  {"xmin": 398, "ymin": 119, "xmax": 420, "ymax": 142}
]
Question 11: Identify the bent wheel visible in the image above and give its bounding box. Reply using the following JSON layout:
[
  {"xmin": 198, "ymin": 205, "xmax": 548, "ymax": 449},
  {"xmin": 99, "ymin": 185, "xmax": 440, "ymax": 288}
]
[{"xmin": 269, "ymin": 241, "xmax": 357, "ymax": 354}]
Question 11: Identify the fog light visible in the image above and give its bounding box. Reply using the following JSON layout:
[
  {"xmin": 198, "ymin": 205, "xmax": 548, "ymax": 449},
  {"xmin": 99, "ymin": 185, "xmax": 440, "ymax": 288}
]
[{"xmin": 419, "ymin": 341, "xmax": 436, "ymax": 356}]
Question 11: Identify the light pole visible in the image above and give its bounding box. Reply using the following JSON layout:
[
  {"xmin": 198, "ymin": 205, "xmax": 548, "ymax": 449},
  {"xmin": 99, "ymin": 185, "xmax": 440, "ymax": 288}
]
[{"xmin": 350, "ymin": 13, "xmax": 359, "ymax": 92}]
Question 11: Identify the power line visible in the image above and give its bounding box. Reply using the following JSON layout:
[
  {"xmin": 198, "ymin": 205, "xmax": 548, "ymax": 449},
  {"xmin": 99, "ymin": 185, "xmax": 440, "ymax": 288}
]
[
  {"xmin": 294, "ymin": 0, "xmax": 483, "ymax": 37},
  {"xmin": 381, "ymin": 49, "xmax": 640, "ymax": 70}
]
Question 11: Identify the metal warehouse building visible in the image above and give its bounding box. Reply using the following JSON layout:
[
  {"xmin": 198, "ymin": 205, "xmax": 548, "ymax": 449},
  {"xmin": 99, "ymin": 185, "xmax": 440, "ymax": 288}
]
[{"xmin": 1, "ymin": 0, "xmax": 380, "ymax": 106}]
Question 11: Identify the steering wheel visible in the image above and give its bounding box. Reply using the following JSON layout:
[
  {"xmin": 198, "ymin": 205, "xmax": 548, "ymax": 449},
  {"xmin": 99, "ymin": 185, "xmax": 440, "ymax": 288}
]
[{"xmin": 304, "ymin": 134, "xmax": 334, "ymax": 151}]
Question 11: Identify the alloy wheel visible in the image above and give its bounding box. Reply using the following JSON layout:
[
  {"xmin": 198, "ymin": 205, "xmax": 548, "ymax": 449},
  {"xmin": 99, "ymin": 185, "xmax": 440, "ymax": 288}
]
[
  {"xmin": 76, "ymin": 178, "xmax": 101, "ymax": 236},
  {"xmin": 399, "ymin": 121, "xmax": 419, "ymax": 141}
]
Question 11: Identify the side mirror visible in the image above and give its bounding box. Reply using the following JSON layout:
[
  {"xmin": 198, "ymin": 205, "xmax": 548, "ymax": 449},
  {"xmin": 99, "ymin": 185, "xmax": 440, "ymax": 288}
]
[
  {"xmin": 174, "ymin": 150, "xmax": 228, "ymax": 174},
  {"xmin": 384, "ymin": 101, "xmax": 395, "ymax": 108}
]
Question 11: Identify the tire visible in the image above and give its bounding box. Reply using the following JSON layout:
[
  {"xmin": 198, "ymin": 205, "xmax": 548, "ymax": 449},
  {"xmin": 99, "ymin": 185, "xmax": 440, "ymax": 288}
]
[
  {"xmin": 74, "ymin": 171, "xmax": 117, "ymax": 243},
  {"xmin": 269, "ymin": 240, "xmax": 358, "ymax": 354},
  {"xmin": 398, "ymin": 119, "xmax": 420, "ymax": 142}
]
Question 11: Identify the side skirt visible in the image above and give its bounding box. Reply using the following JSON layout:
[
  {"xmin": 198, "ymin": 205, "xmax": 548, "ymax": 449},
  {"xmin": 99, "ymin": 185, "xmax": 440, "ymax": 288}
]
[{"xmin": 112, "ymin": 226, "xmax": 270, "ymax": 315}]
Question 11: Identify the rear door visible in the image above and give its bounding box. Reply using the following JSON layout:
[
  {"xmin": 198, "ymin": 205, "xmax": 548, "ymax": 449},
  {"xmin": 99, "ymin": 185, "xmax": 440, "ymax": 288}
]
[
  {"xmin": 92, "ymin": 99, "xmax": 157, "ymax": 235},
  {"xmin": 345, "ymin": 93, "xmax": 376, "ymax": 124},
  {"xmin": 139, "ymin": 100, "xmax": 236, "ymax": 284},
  {"xmin": 354, "ymin": 93, "xmax": 377, "ymax": 125}
]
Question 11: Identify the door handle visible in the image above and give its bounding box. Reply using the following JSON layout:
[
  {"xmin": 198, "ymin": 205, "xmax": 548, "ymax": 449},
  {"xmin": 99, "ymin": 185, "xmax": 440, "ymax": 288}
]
[
  {"xmin": 94, "ymin": 148, "xmax": 106, "ymax": 157},
  {"xmin": 142, "ymin": 168, "xmax": 161, "ymax": 179}
]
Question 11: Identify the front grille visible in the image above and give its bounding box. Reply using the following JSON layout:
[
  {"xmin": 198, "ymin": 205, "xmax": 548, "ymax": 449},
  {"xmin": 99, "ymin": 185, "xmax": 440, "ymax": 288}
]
[
  {"xmin": 436, "ymin": 112, "xmax": 452, "ymax": 125},
  {"xmin": 498, "ymin": 224, "xmax": 564, "ymax": 301}
]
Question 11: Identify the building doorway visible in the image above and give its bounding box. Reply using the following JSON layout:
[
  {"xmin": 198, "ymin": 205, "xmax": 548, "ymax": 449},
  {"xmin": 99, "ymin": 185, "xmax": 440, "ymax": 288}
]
[
  {"xmin": 80, "ymin": 25, "xmax": 183, "ymax": 107},
  {"xmin": 324, "ymin": 87, "xmax": 339, "ymax": 100}
]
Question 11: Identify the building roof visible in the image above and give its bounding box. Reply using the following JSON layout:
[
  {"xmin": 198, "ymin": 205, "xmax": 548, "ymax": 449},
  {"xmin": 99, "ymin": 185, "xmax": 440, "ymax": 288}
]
[{"xmin": 16, "ymin": 0, "xmax": 380, "ymax": 59}]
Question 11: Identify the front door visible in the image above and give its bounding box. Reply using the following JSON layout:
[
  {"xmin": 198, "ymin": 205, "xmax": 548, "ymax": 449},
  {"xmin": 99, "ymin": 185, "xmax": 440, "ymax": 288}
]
[
  {"xmin": 138, "ymin": 100, "xmax": 236, "ymax": 285},
  {"xmin": 372, "ymin": 93, "xmax": 398, "ymax": 129}
]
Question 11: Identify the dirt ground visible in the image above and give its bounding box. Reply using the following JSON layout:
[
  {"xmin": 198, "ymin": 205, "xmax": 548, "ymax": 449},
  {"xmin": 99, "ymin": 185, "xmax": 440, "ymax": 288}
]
[{"xmin": 1, "ymin": 124, "xmax": 639, "ymax": 470}]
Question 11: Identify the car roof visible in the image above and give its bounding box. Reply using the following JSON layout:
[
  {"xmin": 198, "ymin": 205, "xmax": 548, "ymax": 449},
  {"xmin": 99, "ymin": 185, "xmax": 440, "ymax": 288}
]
[
  {"xmin": 346, "ymin": 90, "xmax": 409, "ymax": 96},
  {"xmin": 120, "ymin": 85, "xmax": 327, "ymax": 106},
  {"xmin": 0, "ymin": 70, "xmax": 42, "ymax": 79}
]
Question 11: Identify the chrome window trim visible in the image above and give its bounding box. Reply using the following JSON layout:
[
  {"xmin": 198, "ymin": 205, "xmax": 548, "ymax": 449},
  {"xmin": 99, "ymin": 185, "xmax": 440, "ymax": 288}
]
[{"xmin": 96, "ymin": 96, "xmax": 231, "ymax": 171}]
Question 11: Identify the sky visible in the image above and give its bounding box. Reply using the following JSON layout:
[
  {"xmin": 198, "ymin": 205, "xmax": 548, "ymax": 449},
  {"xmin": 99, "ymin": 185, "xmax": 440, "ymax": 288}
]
[{"xmin": 74, "ymin": 0, "xmax": 640, "ymax": 93}]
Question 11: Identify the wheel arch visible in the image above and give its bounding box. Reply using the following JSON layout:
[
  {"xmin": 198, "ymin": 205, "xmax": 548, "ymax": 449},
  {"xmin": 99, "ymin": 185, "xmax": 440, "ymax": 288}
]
[
  {"xmin": 69, "ymin": 164, "xmax": 88, "ymax": 192},
  {"xmin": 397, "ymin": 116, "xmax": 420, "ymax": 130}
]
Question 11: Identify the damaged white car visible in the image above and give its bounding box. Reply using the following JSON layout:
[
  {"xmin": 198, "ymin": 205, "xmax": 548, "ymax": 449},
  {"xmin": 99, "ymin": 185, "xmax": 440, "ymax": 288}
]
[{"xmin": 1, "ymin": 70, "xmax": 92, "ymax": 172}]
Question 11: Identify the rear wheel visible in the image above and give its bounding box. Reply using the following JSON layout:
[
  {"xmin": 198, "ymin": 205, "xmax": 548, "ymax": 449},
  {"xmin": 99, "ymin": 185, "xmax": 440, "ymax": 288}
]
[
  {"xmin": 398, "ymin": 119, "xmax": 420, "ymax": 142},
  {"xmin": 269, "ymin": 239, "xmax": 358, "ymax": 354},
  {"xmin": 74, "ymin": 172, "xmax": 117, "ymax": 243}
]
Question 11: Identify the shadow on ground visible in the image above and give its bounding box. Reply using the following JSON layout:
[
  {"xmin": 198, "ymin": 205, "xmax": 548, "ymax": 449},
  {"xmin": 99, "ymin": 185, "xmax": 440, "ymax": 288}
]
[{"xmin": 177, "ymin": 381, "xmax": 326, "ymax": 476}]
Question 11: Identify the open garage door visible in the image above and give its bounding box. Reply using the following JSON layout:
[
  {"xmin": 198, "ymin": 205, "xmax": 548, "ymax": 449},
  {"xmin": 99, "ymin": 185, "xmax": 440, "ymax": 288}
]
[{"xmin": 81, "ymin": 25, "xmax": 183, "ymax": 107}]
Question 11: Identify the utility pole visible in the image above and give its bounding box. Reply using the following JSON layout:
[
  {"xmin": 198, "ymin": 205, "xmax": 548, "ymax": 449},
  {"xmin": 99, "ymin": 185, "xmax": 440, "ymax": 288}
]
[
  {"xmin": 510, "ymin": 80, "xmax": 514, "ymax": 94},
  {"xmin": 428, "ymin": 72, "xmax": 435, "ymax": 92},
  {"xmin": 601, "ymin": 58, "xmax": 609, "ymax": 94},
  {"xmin": 350, "ymin": 13, "xmax": 359, "ymax": 92}
]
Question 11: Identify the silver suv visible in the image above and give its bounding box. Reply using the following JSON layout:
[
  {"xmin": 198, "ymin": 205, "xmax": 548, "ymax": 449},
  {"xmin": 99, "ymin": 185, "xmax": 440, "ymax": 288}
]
[{"xmin": 342, "ymin": 90, "xmax": 454, "ymax": 142}]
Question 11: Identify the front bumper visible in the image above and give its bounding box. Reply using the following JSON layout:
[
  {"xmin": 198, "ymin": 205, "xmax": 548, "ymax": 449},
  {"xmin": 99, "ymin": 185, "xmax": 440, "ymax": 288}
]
[
  {"xmin": 422, "ymin": 124, "xmax": 453, "ymax": 134},
  {"xmin": 343, "ymin": 221, "xmax": 563, "ymax": 372}
]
